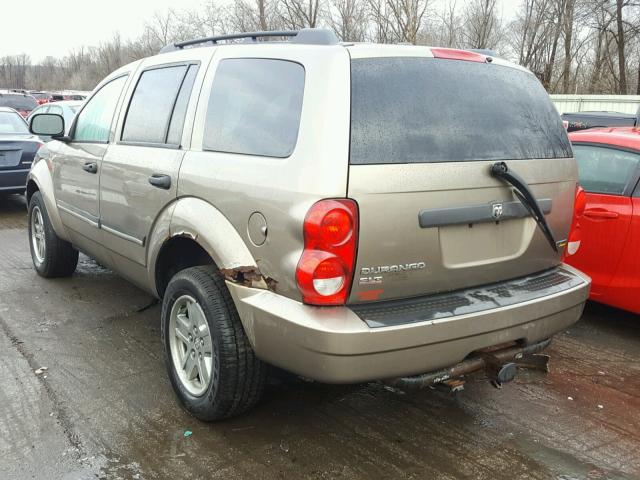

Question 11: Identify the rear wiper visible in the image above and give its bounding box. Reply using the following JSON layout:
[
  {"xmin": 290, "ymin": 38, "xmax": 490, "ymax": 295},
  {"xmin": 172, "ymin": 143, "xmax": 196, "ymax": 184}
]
[{"xmin": 490, "ymin": 162, "xmax": 558, "ymax": 253}]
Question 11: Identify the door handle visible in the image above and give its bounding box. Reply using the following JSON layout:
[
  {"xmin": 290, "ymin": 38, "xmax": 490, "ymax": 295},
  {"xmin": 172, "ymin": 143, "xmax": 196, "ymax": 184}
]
[
  {"xmin": 584, "ymin": 209, "xmax": 619, "ymax": 220},
  {"xmin": 82, "ymin": 162, "xmax": 98, "ymax": 174},
  {"xmin": 148, "ymin": 174, "xmax": 171, "ymax": 190}
]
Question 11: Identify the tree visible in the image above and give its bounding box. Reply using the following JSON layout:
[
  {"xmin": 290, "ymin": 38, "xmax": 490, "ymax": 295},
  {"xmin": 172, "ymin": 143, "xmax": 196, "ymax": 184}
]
[
  {"xmin": 4, "ymin": 0, "xmax": 638, "ymax": 94},
  {"xmin": 368, "ymin": 0, "xmax": 431, "ymax": 44},
  {"xmin": 463, "ymin": 0, "xmax": 502, "ymax": 49},
  {"xmin": 229, "ymin": 0, "xmax": 280, "ymax": 31},
  {"xmin": 434, "ymin": 0, "xmax": 463, "ymax": 48},
  {"xmin": 279, "ymin": 0, "xmax": 323, "ymax": 29},
  {"xmin": 326, "ymin": 0, "xmax": 369, "ymax": 41}
]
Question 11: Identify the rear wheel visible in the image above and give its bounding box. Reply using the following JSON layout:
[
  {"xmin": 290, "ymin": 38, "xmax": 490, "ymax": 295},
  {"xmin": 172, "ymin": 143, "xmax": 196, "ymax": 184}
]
[
  {"xmin": 28, "ymin": 191, "xmax": 78, "ymax": 277},
  {"xmin": 161, "ymin": 265, "xmax": 267, "ymax": 421}
]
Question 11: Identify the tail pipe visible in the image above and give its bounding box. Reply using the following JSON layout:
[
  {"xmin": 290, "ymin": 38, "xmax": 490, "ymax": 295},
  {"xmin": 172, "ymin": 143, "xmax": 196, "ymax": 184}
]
[{"xmin": 383, "ymin": 338, "xmax": 552, "ymax": 390}]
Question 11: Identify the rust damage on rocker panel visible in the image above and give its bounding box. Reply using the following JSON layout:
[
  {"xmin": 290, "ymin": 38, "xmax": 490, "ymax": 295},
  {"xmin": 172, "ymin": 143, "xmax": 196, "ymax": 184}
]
[{"xmin": 220, "ymin": 266, "xmax": 278, "ymax": 292}]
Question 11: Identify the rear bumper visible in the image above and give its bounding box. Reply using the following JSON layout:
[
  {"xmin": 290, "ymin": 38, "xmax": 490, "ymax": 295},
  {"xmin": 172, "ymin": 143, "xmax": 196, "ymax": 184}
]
[
  {"xmin": 227, "ymin": 264, "xmax": 590, "ymax": 383},
  {"xmin": 0, "ymin": 168, "xmax": 28, "ymax": 193}
]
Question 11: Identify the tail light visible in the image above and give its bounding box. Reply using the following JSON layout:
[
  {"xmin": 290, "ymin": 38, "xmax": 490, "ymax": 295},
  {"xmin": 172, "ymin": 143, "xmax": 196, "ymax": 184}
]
[
  {"xmin": 296, "ymin": 199, "xmax": 358, "ymax": 305},
  {"xmin": 564, "ymin": 185, "xmax": 586, "ymax": 259}
]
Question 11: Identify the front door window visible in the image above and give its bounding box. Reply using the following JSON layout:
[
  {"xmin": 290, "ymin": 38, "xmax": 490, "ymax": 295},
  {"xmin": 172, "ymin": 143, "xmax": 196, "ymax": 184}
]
[{"xmin": 74, "ymin": 76, "xmax": 127, "ymax": 143}]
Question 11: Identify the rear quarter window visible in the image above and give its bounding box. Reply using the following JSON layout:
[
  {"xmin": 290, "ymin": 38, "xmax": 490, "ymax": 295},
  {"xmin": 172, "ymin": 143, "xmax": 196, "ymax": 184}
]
[
  {"xmin": 350, "ymin": 57, "xmax": 572, "ymax": 164},
  {"xmin": 203, "ymin": 59, "xmax": 305, "ymax": 158}
]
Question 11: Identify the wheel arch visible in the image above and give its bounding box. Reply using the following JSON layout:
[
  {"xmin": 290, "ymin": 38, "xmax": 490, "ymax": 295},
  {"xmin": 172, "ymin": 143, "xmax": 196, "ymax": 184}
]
[
  {"xmin": 26, "ymin": 160, "xmax": 70, "ymax": 241},
  {"xmin": 148, "ymin": 197, "xmax": 266, "ymax": 298}
]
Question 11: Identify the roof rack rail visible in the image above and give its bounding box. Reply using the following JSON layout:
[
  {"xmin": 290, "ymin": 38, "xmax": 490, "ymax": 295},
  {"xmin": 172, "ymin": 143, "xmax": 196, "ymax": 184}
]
[{"xmin": 159, "ymin": 28, "xmax": 339, "ymax": 54}]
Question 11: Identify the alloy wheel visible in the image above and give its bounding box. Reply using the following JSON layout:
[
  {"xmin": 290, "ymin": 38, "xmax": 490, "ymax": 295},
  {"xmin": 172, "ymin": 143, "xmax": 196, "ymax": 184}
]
[
  {"xmin": 168, "ymin": 295, "xmax": 214, "ymax": 396},
  {"xmin": 31, "ymin": 206, "xmax": 46, "ymax": 264}
]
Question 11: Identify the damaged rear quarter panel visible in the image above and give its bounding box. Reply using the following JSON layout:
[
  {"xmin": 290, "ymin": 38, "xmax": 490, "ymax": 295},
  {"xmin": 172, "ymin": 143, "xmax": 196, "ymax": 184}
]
[
  {"xmin": 163, "ymin": 197, "xmax": 270, "ymax": 283},
  {"xmin": 177, "ymin": 45, "xmax": 352, "ymax": 302}
]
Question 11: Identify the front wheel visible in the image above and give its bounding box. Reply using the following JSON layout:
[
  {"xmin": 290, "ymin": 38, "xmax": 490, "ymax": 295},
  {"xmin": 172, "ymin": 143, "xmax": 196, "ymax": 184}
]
[
  {"xmin": 28, "ymin": 191, "xmax": 78, "ymax": 277},
  {"xmin": 161, "ymin": 265, "xmax": 267, "ymax": 421}
]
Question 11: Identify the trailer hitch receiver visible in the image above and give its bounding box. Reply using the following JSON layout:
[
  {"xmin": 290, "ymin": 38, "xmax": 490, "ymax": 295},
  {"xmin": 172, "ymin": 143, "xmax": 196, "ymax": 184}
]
[{"xmin": 383, "ymin": 338, "xmax": 552, "ymax": 391}]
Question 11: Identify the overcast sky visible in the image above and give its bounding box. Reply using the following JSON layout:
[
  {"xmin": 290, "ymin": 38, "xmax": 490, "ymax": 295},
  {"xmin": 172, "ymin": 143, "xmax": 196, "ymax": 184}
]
[{"xmin": 3, "ymin": 0, "xmax": 520, "ymax": 61}]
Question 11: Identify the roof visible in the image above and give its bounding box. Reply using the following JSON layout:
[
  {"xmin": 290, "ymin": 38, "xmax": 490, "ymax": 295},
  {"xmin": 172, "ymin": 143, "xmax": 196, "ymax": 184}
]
[
  {"xmin": 0, "ymin": 106, "xmax": 19, "ymax": 113},
  {"xmin": 155, "ymin": 28, "xmax": 526, "ymax": 73},
  {"xmin": 43, "ymin": 100, "xmax": 83, "ymax": 107},
  {"xmin": 568, "ymin": 127, "xmax": 640, "ymax": 150},
  {"xmin": 562, "ymin": 111, "xmax": 637, "ymax": 119},
  {"xmin": 0, "ymin": 91, "xmax": 33, "ymax": 97}
]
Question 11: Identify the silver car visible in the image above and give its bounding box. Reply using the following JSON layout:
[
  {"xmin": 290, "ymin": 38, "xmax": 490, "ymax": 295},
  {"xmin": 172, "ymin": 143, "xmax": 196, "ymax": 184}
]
[
  {"xmin": 27, "ymin": 100, "xmax": 82, "ymax": 141},
  {"xmin": 26, "ymin": 29, "xmax": 590, "ymax": 420}
]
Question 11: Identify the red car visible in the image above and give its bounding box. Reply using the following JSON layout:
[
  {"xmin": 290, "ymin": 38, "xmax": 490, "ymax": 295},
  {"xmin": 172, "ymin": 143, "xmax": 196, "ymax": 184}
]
[{"xmin": 566, "ymin": 127, "xmax": 640, "ymax": 314}]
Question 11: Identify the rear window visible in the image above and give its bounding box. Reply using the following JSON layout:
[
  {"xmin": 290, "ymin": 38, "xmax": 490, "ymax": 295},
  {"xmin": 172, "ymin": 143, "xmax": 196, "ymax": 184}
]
[
  {"xmin": 0, "ymin": 111, "xmax": 29, "ymax": 134},
  {"xmin": 0, "ymin": 94, "xmax": 37, "ymax": 111},
  {"xmin": 350, "ymin": 58, "xmax": 572, "ymax": 164},
  {"xmin": 573, "ymin": 144, "xmax": 640, "ymax": 195}
]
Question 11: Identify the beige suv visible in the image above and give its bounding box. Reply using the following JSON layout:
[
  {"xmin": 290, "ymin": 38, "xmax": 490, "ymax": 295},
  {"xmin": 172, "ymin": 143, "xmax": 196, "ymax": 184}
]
[{"xmin": 27, "ymin": 29, "xmax": 590, "ymax": 420}]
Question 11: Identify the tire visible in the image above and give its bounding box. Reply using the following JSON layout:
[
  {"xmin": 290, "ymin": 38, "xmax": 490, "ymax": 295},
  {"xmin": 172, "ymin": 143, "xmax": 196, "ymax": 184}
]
[
  {"xmin": 28, "ymin": 191, "xmax": 79, "ymax": 278},
  {"xmin": 161, "ymin": 265, "xmax": 267, "ymax": 421}
]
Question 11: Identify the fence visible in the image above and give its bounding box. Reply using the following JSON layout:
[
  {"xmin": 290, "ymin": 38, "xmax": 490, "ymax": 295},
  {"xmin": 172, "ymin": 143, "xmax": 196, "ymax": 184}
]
[{"xmin": 550, "ymin": 94, "xmax": 640, "ymax": 115}]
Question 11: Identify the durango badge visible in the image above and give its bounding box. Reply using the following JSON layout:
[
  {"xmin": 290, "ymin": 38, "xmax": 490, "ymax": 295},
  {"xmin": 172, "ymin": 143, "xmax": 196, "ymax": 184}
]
[{"xmin": 359, "ymin": 262, "xmax": 427, "ymax": 285}]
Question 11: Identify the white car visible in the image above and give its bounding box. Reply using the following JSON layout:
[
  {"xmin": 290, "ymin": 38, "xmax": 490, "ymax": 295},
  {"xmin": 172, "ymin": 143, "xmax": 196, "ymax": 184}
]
[{"xmin": 27, "ymin": 100, "xmax": 83, "ymax": 141}]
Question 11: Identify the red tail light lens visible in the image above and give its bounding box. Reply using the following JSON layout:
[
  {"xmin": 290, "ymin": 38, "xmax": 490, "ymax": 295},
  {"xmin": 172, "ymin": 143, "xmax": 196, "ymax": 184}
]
[
  {"xmin": 564, "ymin": 185, "xmax": 585, "ymax": 259},
  {"xmin": 574, "ymin": 185, "xmax": 586, "ymax": 218},
  {"xmin": 296, "ymin": 199, "xmax": 358, "ymax": 305}
]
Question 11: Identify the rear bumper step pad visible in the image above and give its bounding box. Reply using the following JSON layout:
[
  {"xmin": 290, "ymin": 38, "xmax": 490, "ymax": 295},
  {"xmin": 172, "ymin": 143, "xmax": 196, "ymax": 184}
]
[{"xmin": 351, "ymin": 267, "xmax": 586, "ymax": 328}]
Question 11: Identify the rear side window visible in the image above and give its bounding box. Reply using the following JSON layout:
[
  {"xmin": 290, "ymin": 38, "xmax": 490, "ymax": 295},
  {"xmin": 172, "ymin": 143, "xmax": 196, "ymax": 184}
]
[
  {"xmin": 350, "ymin": 58, "xmax": 572, "ymax": 164},
  {"xmin": 573, "ymin": 145, "xmax": 640, "ymax": 195},
  {"xmin": 122, "ymin": 64, "xmax": 198, "ymax": 145},
  {"xmin": 203, "ymin": 59, "xmax": 305, "ymax": 158}
]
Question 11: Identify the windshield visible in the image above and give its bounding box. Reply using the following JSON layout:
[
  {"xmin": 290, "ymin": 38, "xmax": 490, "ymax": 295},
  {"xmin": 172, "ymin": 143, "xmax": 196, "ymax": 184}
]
[
  {"xmin": 350, "ymin": 57, "xmax": 572, "ymax": 164},
  {"xmin": 0, "ymin": 111, "xmax": 29, "ymax": 134},
  {"xmin": 0, "ymin": 94, "xmax": 38, "ymax": 111}
]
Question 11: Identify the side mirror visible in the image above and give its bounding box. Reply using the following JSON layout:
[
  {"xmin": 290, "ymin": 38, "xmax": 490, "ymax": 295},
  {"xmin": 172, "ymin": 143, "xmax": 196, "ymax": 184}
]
[{"xmin": 29, "ymin": 113, "xmax": 65, "ymax": 139}]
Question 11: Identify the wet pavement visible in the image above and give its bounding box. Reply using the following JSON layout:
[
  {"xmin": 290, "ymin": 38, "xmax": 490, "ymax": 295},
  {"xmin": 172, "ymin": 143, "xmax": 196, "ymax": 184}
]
[{"xmin": 0, "ymin": 192, "xmax": 639, "ymax": 480}]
